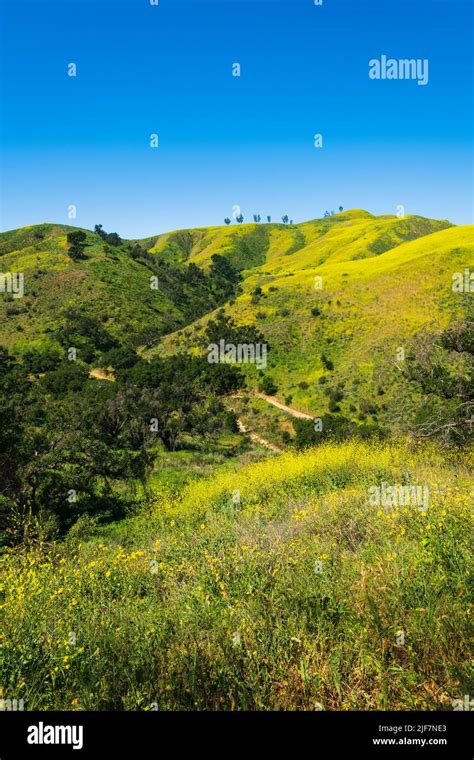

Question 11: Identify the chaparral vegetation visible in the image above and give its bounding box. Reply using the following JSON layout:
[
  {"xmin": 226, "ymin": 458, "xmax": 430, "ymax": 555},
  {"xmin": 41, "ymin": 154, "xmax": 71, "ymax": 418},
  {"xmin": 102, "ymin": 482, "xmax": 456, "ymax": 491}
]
[{"xmin": 0, "ymin": 210, "xmax": 472, "ymax": 710}]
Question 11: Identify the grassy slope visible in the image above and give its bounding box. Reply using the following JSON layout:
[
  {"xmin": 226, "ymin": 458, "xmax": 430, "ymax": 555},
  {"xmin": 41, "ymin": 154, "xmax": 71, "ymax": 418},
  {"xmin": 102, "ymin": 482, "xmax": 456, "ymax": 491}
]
[
  {"xmin": 1, "ymin": 440, "xmax": 470, "ymax": 709},
  {"xmin": 0, "ymin": 210, "xmax": 460, "ymax": 356},
  {"xmin": 157, "ymin": 217, "xmax": 473, "ymax": 421},
  {"xmin": 0, "ymin": 212, "xmax": 471, "ymax": 711},
  {"xmin": 0, "ymin": 210, "xmax": 471, "ymax": 429},
  {"xmin": 144, "ymin": 210, "xmax": 453, "ymax": 271},
  {"xmin": 0, "ymin": 224, "xmax": 181, "ymax": 353}
]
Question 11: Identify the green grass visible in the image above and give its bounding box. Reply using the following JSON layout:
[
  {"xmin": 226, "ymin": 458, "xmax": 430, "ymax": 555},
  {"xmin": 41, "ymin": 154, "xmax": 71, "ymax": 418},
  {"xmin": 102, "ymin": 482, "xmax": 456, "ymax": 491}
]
[
  {"xmin": 156, "ymin": 220, "xmax": 473, "ymax": 425},
  {"xmin": 1, "ymin": 211, "xmax": 471, "ymax": 713},
  {"xmin": 1, "ymin": 439, "xmax": 471, "ymax": 710},
  {"xmin": 0, "ymin": 226, "xmax": 181, "ymax": 354},
  {"xmin": 134, "ymin": 441, "xmax": 270, "ymax": 496}
]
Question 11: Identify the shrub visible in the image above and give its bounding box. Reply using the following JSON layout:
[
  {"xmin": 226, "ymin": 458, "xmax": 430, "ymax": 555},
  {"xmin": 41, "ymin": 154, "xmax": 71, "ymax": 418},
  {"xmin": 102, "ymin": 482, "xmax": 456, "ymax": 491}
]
[
  {"xmin": 321, "ymin": 354, "xmax": 334, "ymax": 371},
  {"xmin": 259, "ymin": 376, "xmax": 278, "ymax": 395}
]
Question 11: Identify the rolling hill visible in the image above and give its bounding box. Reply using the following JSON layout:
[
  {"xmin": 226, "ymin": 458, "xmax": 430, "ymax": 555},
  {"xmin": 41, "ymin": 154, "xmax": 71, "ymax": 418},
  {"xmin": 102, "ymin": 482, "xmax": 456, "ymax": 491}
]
[
  {"xmin": 0, "ymin": 210, "xmax": 471, "ymax": 439},
  {"xmin": 149, "ymin": 212, "xmax": 473, "ymax": 430},
  {"xmin": 0, "ymin": 223, "xmax": 182, "ymax": 354},
  {"xmin": 0, "ymin": 210, "xmax": 472, "ymax": 712}
]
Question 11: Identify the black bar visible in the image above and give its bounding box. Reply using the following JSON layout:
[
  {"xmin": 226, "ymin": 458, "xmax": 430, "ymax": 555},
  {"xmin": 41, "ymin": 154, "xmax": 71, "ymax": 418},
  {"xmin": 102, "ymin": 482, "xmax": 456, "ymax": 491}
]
[{"xmin": 0, "ymin": 711, "xmax": 472, "ymax": 758}]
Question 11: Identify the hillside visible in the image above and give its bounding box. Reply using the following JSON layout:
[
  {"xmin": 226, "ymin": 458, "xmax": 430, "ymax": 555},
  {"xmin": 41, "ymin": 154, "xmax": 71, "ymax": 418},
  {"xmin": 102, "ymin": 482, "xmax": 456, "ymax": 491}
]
[
  {"xmin": 0, "ymin": 210, "xmax": 472, "ymax": 714},
  {"xmin": 0, "ymin": 222, "xmax": 239, "ymax": 356},
  {"xmin": 0, "ymin": 211, "xmax": 459, "ymax": 358},
  {"xmin": 1, "ymin": 439, "xmax": 471, "ymax": 710},
  {"xmin": 0, "ymin": 210, "xmax": 471, "ymax": 443},
  {"xmin": 0, "ymin": 224, "xmax": 181, "ymax": 354},
  {"xmin": 151, "ymin": 213, "xmax": 472, "ymax": 434},
  {"xmin": 142, "ymin": 209, "xmax": 453, "ymax": 271}
]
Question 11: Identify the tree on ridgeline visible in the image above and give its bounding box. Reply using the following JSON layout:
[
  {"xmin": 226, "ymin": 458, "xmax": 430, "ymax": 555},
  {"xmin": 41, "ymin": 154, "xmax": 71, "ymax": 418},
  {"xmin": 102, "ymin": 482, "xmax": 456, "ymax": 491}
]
[{"xmin": 94, "ymin": 224, "xmax": 122, "ymax": 246}]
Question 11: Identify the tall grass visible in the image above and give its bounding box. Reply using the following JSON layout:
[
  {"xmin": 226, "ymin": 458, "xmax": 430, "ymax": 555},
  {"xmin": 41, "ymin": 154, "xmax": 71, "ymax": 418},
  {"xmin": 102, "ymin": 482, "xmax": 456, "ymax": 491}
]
[{"xmin": 0, "ymin": 440, "xmax": 471, "ymax": 710}]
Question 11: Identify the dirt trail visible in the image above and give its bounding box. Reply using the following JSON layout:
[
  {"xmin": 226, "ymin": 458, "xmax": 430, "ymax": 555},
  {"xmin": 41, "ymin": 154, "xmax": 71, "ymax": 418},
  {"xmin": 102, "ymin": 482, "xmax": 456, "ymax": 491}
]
[
  {"xmin": 88, "ymin": 372, "xmax": 312, "ymax": 421},
  {"xmin": 86, "ymin": 376, "xmax": 303, "ymax": 453},
  {"xmin": 89, "ymin": 368, "xmax": 115, "ymax": 382},
  {"xmin": 237, "ymin": 420, "xmax": 282, "ymax": 453},
  {"xmin": 231, "ymin": 392, "xmax": 314, "ymax": 452},
  {"xmin": 254, "ymin": 393, "xmax": 313, "ymax": 420}
]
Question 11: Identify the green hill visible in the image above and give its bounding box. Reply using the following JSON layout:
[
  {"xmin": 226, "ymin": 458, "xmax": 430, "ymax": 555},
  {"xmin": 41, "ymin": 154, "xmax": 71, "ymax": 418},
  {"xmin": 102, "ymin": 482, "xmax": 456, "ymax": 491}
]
[
  {"xmin": 151, "ymin": 213, "xmax": 472, "ymax": 434},
  {"xmin": 0, "ymin": 222, "xmax": 240, "ymax": 356},
  {"xmin": 0, "ymin": 210, "xmax": 471, "ymax": 441},
  {"xmin": 144, "ymin": 209, "xmax": 453, "ymax": 271},
  {"xmin": 0, "ymin": 223, "xmax": 181, "ymax": 354},
  {"xmin": 0, "ymin": 210, "xmax": 472, "ymax": 712}
]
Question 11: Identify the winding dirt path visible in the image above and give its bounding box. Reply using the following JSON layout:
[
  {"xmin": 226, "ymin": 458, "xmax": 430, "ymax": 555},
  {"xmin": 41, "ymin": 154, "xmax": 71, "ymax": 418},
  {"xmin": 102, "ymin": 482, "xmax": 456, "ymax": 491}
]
[
  {"xmin": 87, "ymin": 374, "xmax": 307, "ymax": 453},
  {"xmin": 232, "ymin": 392, "xmax": 314, "ymax": 420},
  {"xmin": 232, "ymin": 392, "xmax": 315, "ymax": 453},
  {"xmin": 254, "ymin": 393, "xmax": 313, "ymax": 420},
  {"xmin": 236, "ymin": 420, "xmax": 282, "ymax": 453}
]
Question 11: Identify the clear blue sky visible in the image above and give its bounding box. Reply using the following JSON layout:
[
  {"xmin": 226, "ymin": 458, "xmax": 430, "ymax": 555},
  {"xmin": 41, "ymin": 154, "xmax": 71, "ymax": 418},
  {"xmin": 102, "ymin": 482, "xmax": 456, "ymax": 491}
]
[{"xmin": 1, "ymin": 0, "xmax": 472, "ymax": 238}]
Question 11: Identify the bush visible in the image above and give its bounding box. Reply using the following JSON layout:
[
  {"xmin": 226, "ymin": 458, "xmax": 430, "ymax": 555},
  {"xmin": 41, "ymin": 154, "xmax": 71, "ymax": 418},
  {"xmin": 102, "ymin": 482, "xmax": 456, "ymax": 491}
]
[
  {"xmin": 66, "ymin": 514, "xmax": 99, "ymax": 544},
  {"xmin": 66, "ymin": 231, "xmax": 88, "ymax": 260},
  {"xmin": 41, "ymin": 362, "xmax": 89, "ymax": 395},
  {"xmin": 259, "ymin": 376, "xmax": 278, "ymax": 395},
  {"xmin": 321, "ymin": 354, "xmax": 334, "ymax": 371},
  {"xmin": 23, "ymin": 348, "xmax": 62, "ymax": 374},
  {"xmin": 101, "ymin": 347, "xmax": 139, "ymax": 370}
]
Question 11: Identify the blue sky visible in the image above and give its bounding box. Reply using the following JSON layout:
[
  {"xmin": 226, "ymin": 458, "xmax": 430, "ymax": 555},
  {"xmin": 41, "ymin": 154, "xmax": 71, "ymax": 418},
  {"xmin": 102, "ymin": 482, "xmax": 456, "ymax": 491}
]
[{"xmin": 1, "ymin": 0, "xmax": 472, "ymax": 238}]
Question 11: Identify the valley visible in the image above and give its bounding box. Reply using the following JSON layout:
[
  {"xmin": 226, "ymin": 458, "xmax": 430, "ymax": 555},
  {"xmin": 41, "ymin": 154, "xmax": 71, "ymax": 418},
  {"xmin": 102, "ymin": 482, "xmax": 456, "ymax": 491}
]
[{"xmin": 0, "ymin": 208, "xmax": 472, "ymax": 711}]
